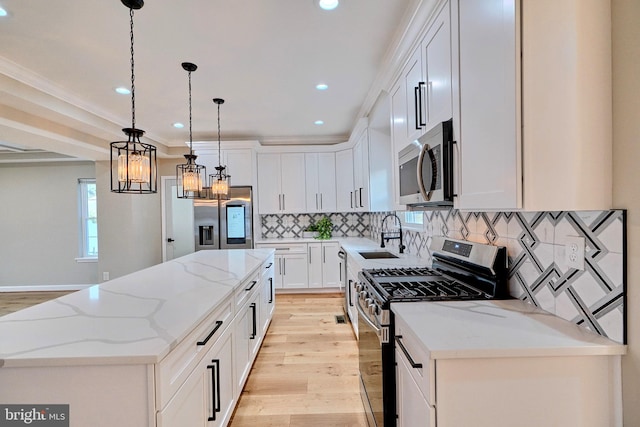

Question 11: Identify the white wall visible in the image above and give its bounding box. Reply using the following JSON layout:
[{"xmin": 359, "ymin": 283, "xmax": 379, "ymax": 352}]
[
  {"xmin": 612, "ymin": 0, "xmax": 640, "ymax": 423},
  {"xmin": 94, "ymin": 159, "xmax": 181, "ymax": 281},
  {"xmin": 0, "ymin": 162, "xmax": 98, "ymax": 287}
]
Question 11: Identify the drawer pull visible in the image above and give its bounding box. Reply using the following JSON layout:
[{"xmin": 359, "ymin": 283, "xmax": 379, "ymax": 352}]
[
  {"xmin": 245, "ymin": 280, "xmax": 258, "ymax": 291},
  {"xmin": 265, "ymin": 262, "xmax": 273, "ymax": 269},
  {"xmin": 395, "ymin": 335, "xmax": 423, "ymax": 369},
  {"xmin": 250, "ymin": 303, "xmax": 257, "ymax": 339},
  {"xmin": 197, "ymin": 320, "xmax": 224, "ymax": 346},
  {"xmin": 206, "ymin": 359, "xmax": 221, "ymax": 421}
]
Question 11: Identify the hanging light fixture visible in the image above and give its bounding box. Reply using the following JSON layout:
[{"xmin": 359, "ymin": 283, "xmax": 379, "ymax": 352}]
[
  {"xmin": 110, "ymin": 0, "xmax": 157, "ymax": 194},
  {"xmin": 209, "ymin": 98, "xmax": 230, "ymax": 199},
  {"xmin": 176, "ymin": 62, "xmax": 207, "ymax": 199}
]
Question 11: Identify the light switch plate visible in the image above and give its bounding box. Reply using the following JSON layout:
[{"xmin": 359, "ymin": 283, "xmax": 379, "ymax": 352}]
[{"xmin": 564, "ymin": 236, "xmax": 585, "ymax": 270}]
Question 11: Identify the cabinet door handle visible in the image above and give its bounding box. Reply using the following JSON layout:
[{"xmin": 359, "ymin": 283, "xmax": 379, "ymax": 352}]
[
  {"xmin": 323, "ymin": 246, "xmax": 326, "ymax": 263},
  {"xmin": 283, "ymin": 258, "xmax": 286, "ymax": 275},
  {"xmin": 359, "ymin": 187, "xmax": 363, "ymax": 208},
  {"xmin": 316, "ymin": 193, "xmax": 319, "ymax": 210},
  {"xmin": 414, "ymin": 85, "xmax": 421, "ymax": 130},
  {"xmin": 269, "ymin": 277, "xmax": 273, "ymax": 303},
  {"xmin": 266, "ymin": 262, "xmax": 273, "ymax": 269},
  {"xmin": 418, "ymin": 81, "xmax": 426, "ymax": 127},
  {"xmin": 250, "ymin": 303, "xmax": 257, "ymax": 339},
  {"xmin": 309, "ymin": 250, "xmax": 312, "ymax": 264},
  {"xmin": 348, "ymin": 279, "xmax": 353, "ymax": 307},
  {"xmin": 197, "ymin": 320, "xmax": 224, "ymax": 346},
  {"xmin": 206, "ymin": 359, "xmax": 221, "ymax": 421},
  {"xmin": 282, "ymin": 194, "xmax": 285, "ymax": 211},
  {"xmin": 350, "ymin": 191, "xmax": 353, "ymax": 208},
  {"xmin": 320, "ymin": 193, "xmax": 323, "ymax": 210},
  {"xmin": 339, "ymin": 262, "xmax": 342, "ymax": 282},
  {"xmin": 395, "ymin": 335, "xmax": 423, "ymax": 369},
  {"xmin": 245, "ymin": 280, "xmax": 258, "ymax": 292}
]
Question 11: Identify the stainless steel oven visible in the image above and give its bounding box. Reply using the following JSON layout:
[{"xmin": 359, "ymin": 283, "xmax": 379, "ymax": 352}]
[
  {"xmin": 356, "ymin": 237, "xmax": 508, "ymax": 426},
  {"xmin": 398, "ymin": 119, "xmax": 454, "ymax": 208}
]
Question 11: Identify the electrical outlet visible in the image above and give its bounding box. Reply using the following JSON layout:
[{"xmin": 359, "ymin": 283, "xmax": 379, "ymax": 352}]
[
  {"xmin": 102, "ymin": 272, "xmax": 110, "ymax": 281},
  {"xmin": 564, "ymin": 236, "xmax": 585, "ymax": 270}
]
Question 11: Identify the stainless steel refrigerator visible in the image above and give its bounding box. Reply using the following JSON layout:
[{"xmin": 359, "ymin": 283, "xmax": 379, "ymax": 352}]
[{"xmin": 193, "ymin": 186, "xmax": 254, "ymax": 250}]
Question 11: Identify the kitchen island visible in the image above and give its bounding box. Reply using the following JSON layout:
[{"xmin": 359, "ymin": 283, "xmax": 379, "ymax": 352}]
[
  {"xmin": 0, "ymin": 248, "xmax": 276, "ymax": 427},
  {"xmin": 393, "ymin": 299, "xmax": 626, "ymax": 427}
]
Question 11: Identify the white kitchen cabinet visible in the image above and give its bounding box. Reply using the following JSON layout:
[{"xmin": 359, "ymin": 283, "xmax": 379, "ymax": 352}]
[
  {"xmin": 403, "ymin": 47, "xmax": 424, "ymax": 143},
  {"xmin": 352, "ymin": 128, "xmax": 369, "ymax": 211},
  {"xmin": 396, "ymin": 345, "xmax": 435, "ymax": 427},
  {"xmin": 305, "ymin": 152, "xmax": 337, "ymax": 213},
  {"xmin": 195, "ymin": 148, "xmax": 253, "ymax": 187},
  {"xmin": 455, "ymin": 0, "xmax": 612, "ymax": 211},
  {"xmin": 308, "ymin": 241, "xmax": 341, "ymax": 288},
  {"xmin": 234, "ymin": 289, "xmax": 261, "ymax": 391},
  {"xmin": 335, "ymin": 149, "xmax": 354, "ymax": 212},
  {"xmin": 157, "ymin": 332, "xmax": 234, "ymax": 427},
  {"xmin": 257, "ymin": 153, "xmax": 306, "ymax": 214},
  {"xmin": 256, "ymin": 243, "xmax": 309, "ymax": 289}
]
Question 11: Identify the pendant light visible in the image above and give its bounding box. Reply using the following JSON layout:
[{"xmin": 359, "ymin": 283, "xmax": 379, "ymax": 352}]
[
  {"xmin": 110, "ymin": 0, "xmax": 157, "ymax": 194},
  {"xmin": 176, "ymin": 62, "xmax": 207, "ymax": 199},
  {"xmin": 209, "ymin": 98, "xmax": 230, "ymax": 199}
]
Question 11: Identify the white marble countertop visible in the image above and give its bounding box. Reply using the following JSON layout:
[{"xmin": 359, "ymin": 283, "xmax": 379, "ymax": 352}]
[
  {"xmin": 0, "ymin": 249, "xmax": 274, "ymax": 368},
  {"xmin": 393, "ymin": 299, "xmax": 626, "ymax": 359}
]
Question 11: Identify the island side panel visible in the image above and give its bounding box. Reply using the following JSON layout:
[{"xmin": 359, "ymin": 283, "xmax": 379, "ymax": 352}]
[
  {"xmin": 0, "ymin": 364, "xmax": 154, "ymax": 427},
  {"xmin": 435, "ymin": 355, "xmax": 622, "ymax": 427}
]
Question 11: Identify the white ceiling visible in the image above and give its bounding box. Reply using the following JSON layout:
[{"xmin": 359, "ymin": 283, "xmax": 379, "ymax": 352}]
[{"xmin": 0, "ymin": 0, "xmax": 419, "ymax": 161}]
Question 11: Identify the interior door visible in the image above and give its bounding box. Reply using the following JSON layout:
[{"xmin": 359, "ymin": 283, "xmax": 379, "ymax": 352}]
[{"xmin": 162, "ymin": 176, "xmax": 195, "ymax": 262}]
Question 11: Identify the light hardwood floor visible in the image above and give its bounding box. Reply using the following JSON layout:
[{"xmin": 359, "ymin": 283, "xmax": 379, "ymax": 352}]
[
  {"xmin": 0, "ymin": 291, "xmax": 367, "ymax": 426},
  {"xmin": 0, "ymin": 291, "xmax": 74, "ymax": 316},
  {"xmin": 229, "ymin": 293, "xmax": 367, "ymax": 427}
]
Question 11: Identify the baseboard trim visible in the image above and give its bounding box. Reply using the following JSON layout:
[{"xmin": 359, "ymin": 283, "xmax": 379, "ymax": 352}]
[{"xmin": 0, "ymin": 284, "xmax": 93, "ymax": 292}]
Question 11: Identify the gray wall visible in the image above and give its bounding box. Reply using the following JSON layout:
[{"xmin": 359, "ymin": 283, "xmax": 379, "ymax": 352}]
[
  {"xmin": 0, "ymin": 162, "xmax": 98, "ymax": 287},
  {"xmin": 612, "ymin": 0, "xmax": 640, "ymax": 423}
]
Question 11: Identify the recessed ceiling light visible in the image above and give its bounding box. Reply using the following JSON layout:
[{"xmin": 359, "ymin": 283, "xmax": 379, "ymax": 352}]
[
  {"xmin": 0, "ymin": 7, "xmax": 8, "ymax": 17},
  {"xmin": 114, "ymin": 86, "xmax": 131, "ymax": 95},
  {"xmin": 316, "ymin": 83, "xmax": 329, "ymax": 91},
  {"xmin": 172, "ymin": 122, "xmax": 185, "ymax": 129},
  {"xmin": 315, "ymin": 120, "xmax": 324, "ymax": 125},
  {"xmin": 318, "ymin": 0, "xmax": 339, "ymax": 10}
]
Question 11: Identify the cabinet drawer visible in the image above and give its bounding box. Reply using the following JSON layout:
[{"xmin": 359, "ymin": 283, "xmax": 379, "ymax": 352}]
[
  {"xmin": 257, "ymin": 242, "xmax": 308, "ymax": 254},
  {"xmin": 235, "ymin": 270, "xmax": 261, "ymax": 310},
  {"xmin": 156, "ymin": 297, "xmax": 234, "ymax": 410},
  {"xmin": 395, "ymin": 315, "xmax": 436, "ymax": 405}
]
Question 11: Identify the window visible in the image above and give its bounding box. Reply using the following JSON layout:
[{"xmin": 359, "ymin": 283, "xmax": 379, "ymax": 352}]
[
  {"xmin": 78, "ymin": 179, "xmax": 98, "ymax": 258},
  {"xmin": 401, "ymin": 210, "xmax": 425, "ymax": 230}
]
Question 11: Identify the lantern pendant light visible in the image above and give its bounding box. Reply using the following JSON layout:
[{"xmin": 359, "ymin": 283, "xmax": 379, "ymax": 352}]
[
  {"xmin": 110, "ymin": 0, "xmax": 157, "ymax": 194},
  {"xmin": 209, "ymin": 98, "xmax": 230, "ymax": 199},
  {"xmin": 176, "ymin": 62, "xmax": 207, "ymax": 199}
]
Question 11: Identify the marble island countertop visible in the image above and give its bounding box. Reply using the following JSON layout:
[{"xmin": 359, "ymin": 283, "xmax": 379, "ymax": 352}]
[
  {"xmin": 0, "ymin": 248, "xmax": 274, "ymax": 368},
  {"xmin": 393, "ymin": 299, "xmax": 627, "ymax": 360}
]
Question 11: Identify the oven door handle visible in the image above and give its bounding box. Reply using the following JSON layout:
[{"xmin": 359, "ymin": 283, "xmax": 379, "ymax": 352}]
[{"xmin": 355, "ymin": 296, "xmax": 381, "ymax": 334}]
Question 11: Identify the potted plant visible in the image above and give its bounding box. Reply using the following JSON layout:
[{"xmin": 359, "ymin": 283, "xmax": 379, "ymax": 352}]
[
  {"xmin": 315, "ymin": 216, "xmax": 333, "ymax": 240},
  {"xmin": 303, "ymin": 222, "xmax": 318, "ymax": 238}
]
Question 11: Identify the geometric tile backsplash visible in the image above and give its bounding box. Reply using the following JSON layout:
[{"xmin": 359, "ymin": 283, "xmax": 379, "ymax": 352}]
[
  {"xmin": 260, "ymin": 212, "xmax": 370, "ymax": 239},
  {"xmin": 370, "ymin": 209, "xmax": 627, "ymax": 344}
]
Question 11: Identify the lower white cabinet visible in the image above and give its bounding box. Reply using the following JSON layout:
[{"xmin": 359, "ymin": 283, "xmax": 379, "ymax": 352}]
[
  {"xmin": 234, "ymin": 288, "xmax": 261, "ymax": 390},
  {"xmin": 307, "ymin": 241, "xmax": 341, "ymax": 288},
  {"xmin": 396, "ymin": 345, "xmax": 435, "ymax": 427},
  {"xmin": 276, "ymin": 252, "xmax": 308, "ymax": 289},
  {"xmin": 260, "ymin": 259, "xmax": 276, "ymax": 334},
  {"xmin": 157, "ymin": 332, "xmax": 234, "ymax": 427}
]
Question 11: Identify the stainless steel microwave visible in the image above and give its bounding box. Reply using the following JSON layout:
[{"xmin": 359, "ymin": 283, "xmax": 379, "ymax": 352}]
[{"xmin": 398, "ymin": 119, "xmax": 454, "ymax": 207}]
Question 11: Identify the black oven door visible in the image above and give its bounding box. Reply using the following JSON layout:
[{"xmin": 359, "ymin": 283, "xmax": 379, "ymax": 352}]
[{"xmin": 357, "ymin": 297, "xmax": 385, "ymax": 426}]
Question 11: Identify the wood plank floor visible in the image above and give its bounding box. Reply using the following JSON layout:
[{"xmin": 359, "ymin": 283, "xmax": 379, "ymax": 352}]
[
  {"xmin": 0, "ymin": 291, "xmax": 367, "ymax": 426},
  {"xmin": 229, "ymin": 293, "xmax": 367, "ymax": 427},
  {"xmin": 0, "ymin": 291, "xmax": 74, "ymax": 316}
]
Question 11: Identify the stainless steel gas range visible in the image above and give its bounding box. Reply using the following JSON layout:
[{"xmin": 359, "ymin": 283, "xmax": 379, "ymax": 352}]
[{"xmin": 356, "ymin": 236, "xmax": 508, "ymax": 427}]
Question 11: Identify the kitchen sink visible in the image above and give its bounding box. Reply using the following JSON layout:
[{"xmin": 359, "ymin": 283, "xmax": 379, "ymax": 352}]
[{"xmin": 358, "ymin": 251, "xmax": 399, "ymax": 259}]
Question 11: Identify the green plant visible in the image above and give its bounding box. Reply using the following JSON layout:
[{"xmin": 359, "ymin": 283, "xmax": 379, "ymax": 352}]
[{"xmin": 315, "ymin": 216, "xmax": 333, "ymax": 240}]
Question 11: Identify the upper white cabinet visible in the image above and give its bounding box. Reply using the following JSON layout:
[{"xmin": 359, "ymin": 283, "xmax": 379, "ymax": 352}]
[
  {"xmin": 352, "ymin": 128, "xmax": 370, "ymax": 211},
  {"xmin": 194, "ymin": 148, "xmax": 253, "ymax": 187},
  {"xmin": 455, "ymin": 0, "xmax": 612, "ymax": 211},
  {"xmin": 399, "ymin": 1, "xmax": 453, "ymax": 148},
  {"xmin": 257, "ymin": 153, "xmax": 306, "ymax": 214},
  {"xmin": 305, "ymin": 153, "xmax": 337, "ymax": 213},
  {"xmin": 335, "ymin": 149, "xmax": 355, "ymax": 212}
]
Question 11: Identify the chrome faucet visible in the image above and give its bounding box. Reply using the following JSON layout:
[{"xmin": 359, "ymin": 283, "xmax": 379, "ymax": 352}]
[{"xmin": 380, "ymin": 213, "xmax": 405, "ymax": 254}]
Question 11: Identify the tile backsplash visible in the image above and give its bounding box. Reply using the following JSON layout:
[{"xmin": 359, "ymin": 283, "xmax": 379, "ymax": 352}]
[
  {"xmin": 370, "ymin": 209, "xmax": 627, "ymax": 344},
  {"xmin": 260, "ymin": 212, "xmax": 369, "ymax": 239}
]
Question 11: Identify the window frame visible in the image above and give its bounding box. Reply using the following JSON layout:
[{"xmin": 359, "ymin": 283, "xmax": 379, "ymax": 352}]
[{"xmin": 77, "ymin": 178, "xmax": 98, "ymax": 260}]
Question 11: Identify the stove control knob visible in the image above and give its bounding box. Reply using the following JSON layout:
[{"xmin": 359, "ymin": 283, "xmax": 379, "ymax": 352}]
[
  {"xmin": 355, "ymin": 283, "xmax": 364, "ymax": 293},
  {"xmin": 365, "ymin": 298, "xmax": 373, "ymax": 306},
  {"xmin": 359, "ymin": 291, "xmax": 368, "ymax": 300},
  {"xmin": 368, "ymin": 304, "xmax": 378, "ymax": 316}
]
